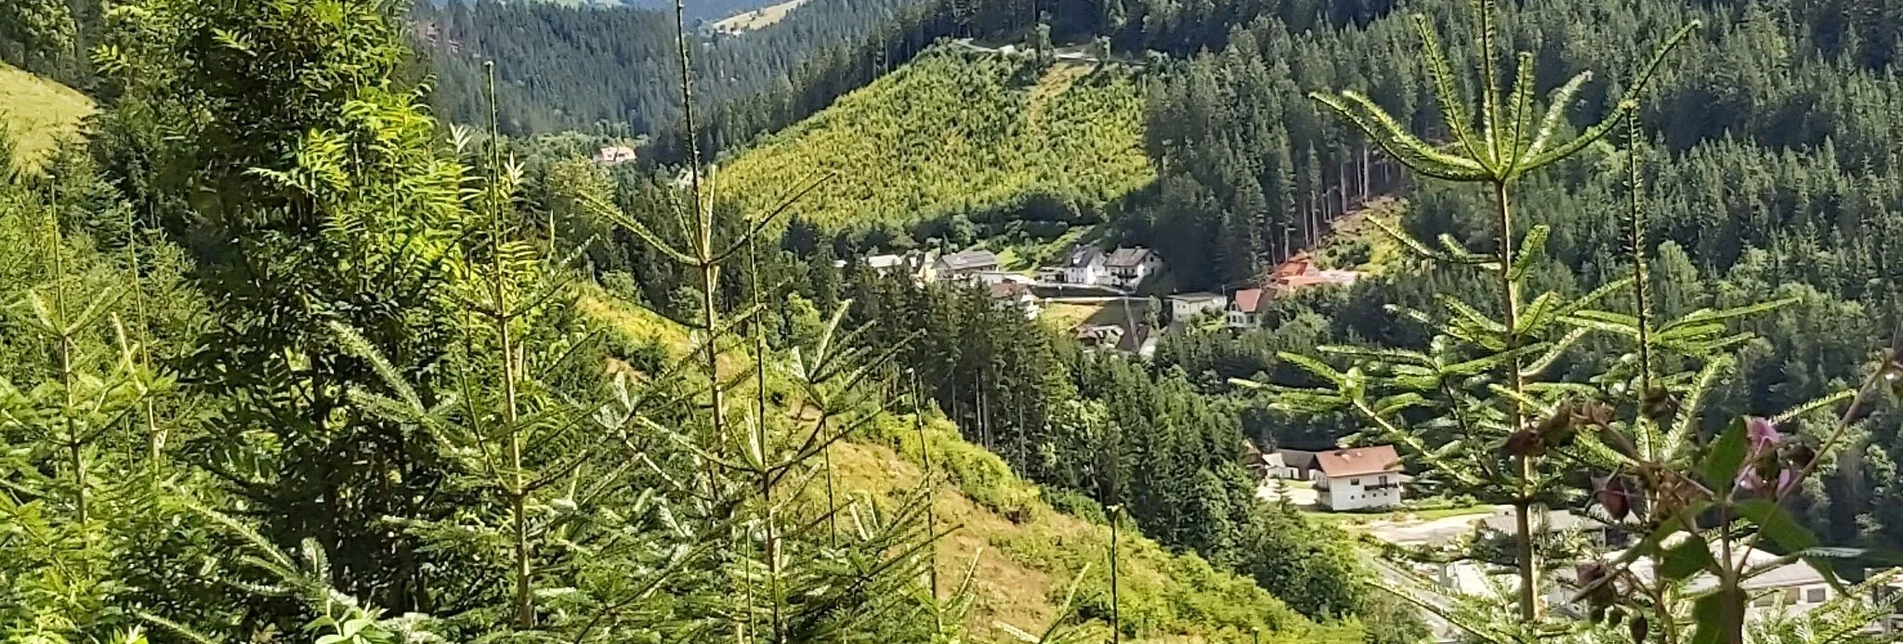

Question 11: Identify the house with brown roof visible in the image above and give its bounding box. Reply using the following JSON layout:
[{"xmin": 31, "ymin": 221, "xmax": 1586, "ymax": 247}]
[
  {"xmin": 987, "ymin": 281, "xmax": 1042, "ymax": 318},
  {"xmin": 934, "ymin": 249, "xmax": 1000, "ymax": 283},
  {"xmin": 1103, "ymin": 247, "xmax": 1163, "ymax": 289},
  {"xmin": 1313, "ymin": 445, "xmax": 1406, "ymax": 511},
  {"xmin": 1226, "ymin": 288, "xmax": 1267, "ymax": 328},
  {"xmin": 1269, "ymin": 252, "xmax": 1362, "ymax": 296}
]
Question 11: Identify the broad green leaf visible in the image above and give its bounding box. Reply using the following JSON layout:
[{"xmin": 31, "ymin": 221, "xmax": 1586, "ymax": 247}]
[
  {"xmin": 1658, "ymin": 535, "xmax": 1715, "ymax": 581},
  {"xmin": 1737, "ymin": 498, "xmax": 1838, "ymax": 586},
  {"xmin": 1701, "ymin": 417, "xmax": 1748, "ymax": 495},
  {"xmin": 1688, "ymin": 589, "xmax": 1744, "ymax": 644}
]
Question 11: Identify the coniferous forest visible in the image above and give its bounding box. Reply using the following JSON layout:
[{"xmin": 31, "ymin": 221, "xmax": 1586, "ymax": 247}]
[{"xmin": 5, "ymin": 0, "xmax": 1903, "ymax": 642}]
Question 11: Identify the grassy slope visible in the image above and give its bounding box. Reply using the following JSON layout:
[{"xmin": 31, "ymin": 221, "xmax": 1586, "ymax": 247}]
[
  {"xmin": 717, "ymin": 48, "xmax": 1152, "ymax": 229},
  {"xmin": 578, "ymin": 284, "xmax": 1360, "ymax": 643},
  {"xmin": 0, "ymin": 63, "xmax": 94, "ymax": 167}
]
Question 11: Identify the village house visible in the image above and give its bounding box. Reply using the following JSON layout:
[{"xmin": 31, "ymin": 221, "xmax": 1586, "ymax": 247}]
[
  {"xmin": 1477, "ymin": 508, "xmax": 1623, "ymax": 549},
  {"xmin": 986, "ymin": 282, "xmax": 1042, "ymax": 319},
  {"xmin": 1263, "ymin": 448, "xmax": 1320, "ymax": 480},
  {"xmin": 1167, "ymin": 292, "xmax": 1227, "ymax": 322},
  {"xmin": 1226, "ymin": 288, "xmax": 1267, "ymax": 328},
  {"xmin": 865, "ymin": 251, "xmax": 936, "ymax": 283},
  {"xmin": 1073, "ymin": 324, "xmax": 1124, "ymax": 349},
  {"xmin": 1311, "ymin": 445, "xmax": 1406, "ymax": 511},
  {"xmin": 1270, "ymin": 253, "xmax": 1361, "ymax": 296},
  {"xmin": 593, "ymin": 145, "xmax": 638, "ymax": 166},
  {"xmin": 1063, "ymin": 245, "xmax": 1107, "ymax": 285},
  {"xmin": 933, "ymin": 249, "xmax": 1000, "ymax": 283},
  {"xmin": 866, "ymin": 253, "xmax": 906, "ymax": 272},
  {"xmin": 1550, "ymin": 540, "xmax": 1903, "ymax": 630},
  {"xmin": 1103, "ymin": 247, "xmax": 1163, "ymax": 289}
]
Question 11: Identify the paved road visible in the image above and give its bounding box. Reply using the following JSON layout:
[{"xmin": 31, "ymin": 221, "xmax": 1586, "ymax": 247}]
[{"xmin": 1357, "ymin": 507, "xmax": 1507, "ymax": 547}]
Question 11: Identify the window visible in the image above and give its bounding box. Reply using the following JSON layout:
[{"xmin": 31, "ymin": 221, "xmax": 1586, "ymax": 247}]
[
  {"xmin": 1807, "ymin": 587, "xmax": 1826, "ymax": 603},
  {"xmin": 1378, "ymin": 475, "xmax": 1389, "ymax": 485},
  {"xmin": 1782, "ymin": 588, "xmax": 1800, "ymax": 604},
  {"xmin": 1752, "ymin": 594, "xmax": 1777, "ymax": 608},
  {"xmin": 1350, "ymin": 478, "xmax": 1361, "ymax": 486}
]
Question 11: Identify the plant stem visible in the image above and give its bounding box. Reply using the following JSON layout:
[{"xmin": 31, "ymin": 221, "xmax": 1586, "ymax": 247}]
[
  {"xmin": 45, "ymin": 189, "xmax": 85, "ymax": 530},
  {"xmin": 1626, "ymin": 114, "xmax": 1654, "ymax": 396},
  {"xmin": 1493, "ymin": 179, "xmax": 1539, "ymax": 623},
  {"xmin": 484, "ymin": 60, "xmax": 533, "ymax": 630}
]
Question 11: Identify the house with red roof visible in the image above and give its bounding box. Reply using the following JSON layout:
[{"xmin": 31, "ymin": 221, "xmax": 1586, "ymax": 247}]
[
  {"xmin": 1312, "ymin": 445, "xmax": 1406, "ymax": 511},
  {"xmin": 1226, "ymin": 288, "xmax": 1267, "ymax": 328}
]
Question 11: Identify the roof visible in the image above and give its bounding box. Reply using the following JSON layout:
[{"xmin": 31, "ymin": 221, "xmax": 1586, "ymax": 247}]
[
  {"xmin": 1574, "ymin": 542, "xmax": 1826, "ymax": 595},
  {"xmin": 938, "ymin": 249, "xmax": 999, "ymax": 271},
  {"xmin": 1231, "ymin": 288, "xmax": 1266, "ymax": 314},
  {"xmin": 1104, "ymin": 247, "xmax": 1154, "ymax": 268},
  {"xmin": 1168, "ymin": 291, "xmax": 1226, "ymax": 304},
  {"xmin": 866, "ymin": 254, "xmax": 905, "ymax": 269},
  {"xmin": 1067, "ymin": 245, "xmax": 1105, "ymax": 268},
  {"xmin": 1279, "ymin": 269, "xmax": 1362, "ymax": 291},
  {"xmin": 1313, "ymin": 445, "xmax": 1403, "ymax": 478},
  {"xmin": 987, "ymin": 282, "xmax": 1034, "ymax": 299},
  {"xmin": 1115, "ymin": 324, "xmax": 1155, "ymax": 354},
  {"xmin": 1272, "ymin": 254, "xmax": 1315, "ymax": 279},
  {"xmin": 1273, "ymin": 449, "xmax": 1318, "ymax": 470}
]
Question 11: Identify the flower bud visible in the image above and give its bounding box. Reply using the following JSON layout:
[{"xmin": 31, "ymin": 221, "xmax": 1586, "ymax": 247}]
[
  {"xmin": 1505, "ymin": 428, "xmax": 1545, "ymax": 457},
  {"xmin": 1595, "ymin": 475, "xmax": 1633, "ymax": 521}
]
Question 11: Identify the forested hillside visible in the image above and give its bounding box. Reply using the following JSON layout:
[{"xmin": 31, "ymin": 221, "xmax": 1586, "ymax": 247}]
[
  {"xmin": 414, "ymin": 0, "xmax": 920, "ymax": 137},
  {"xmin": 0, "ymin": 0, "xmax": 1385, "ymax": 641},
  {"xmin": 1130, "ymin": 0, "xmax": 1903, "ymax": 556},
  {"xmin": 717, "ymin": 48, "xmax": 1149, "ymax": 233}
]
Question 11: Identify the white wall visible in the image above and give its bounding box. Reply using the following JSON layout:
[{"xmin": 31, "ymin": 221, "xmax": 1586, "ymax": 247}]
[
  {"xmin": 1322, "ymin": 473, "xmax": 1404, "ymax": 511},
  {"xmin": 1172, "ymin": 298, "xmax": 1225, "ymax": 320}
]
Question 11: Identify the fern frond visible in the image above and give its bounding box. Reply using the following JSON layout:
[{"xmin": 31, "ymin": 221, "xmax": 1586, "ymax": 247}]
[
  {"xmin": 1507, "ymin": 224, "xmax": 1549, "ymax": 282},
  {"xmin": 1524, "ymin": 71, "xmax": 1592, "ymax": 158},
  {"xmin": 1500, "ymin": 52, "xmax": 1539, "ymax": 176},
  {"xmin": 1310, "ymin": 91, "xmax": 1492, "ymax": 181},
  {"xmin": 1411, "ymin": 13, "xmax": 1488, "ymax": 168},
  {"xmin": 1369, "ymin": 216, "xmax": 1443, "ymax": 261},
  {"xmin": 1773, "ymin": 389, "xmax": 1857, "ymax": 425},
  {"xmin": 1277, "ymin": 351, "xmax": 1349, "ymax": 386}
]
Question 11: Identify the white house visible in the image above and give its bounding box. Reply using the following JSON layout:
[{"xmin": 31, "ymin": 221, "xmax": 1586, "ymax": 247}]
[
  {"xmin": 1313, "ymin": 445, "xmax": 1406, "ymax": 511},
  {"xmin": 1103, "ymin": 247, "xmax": 1162, "ymax": 289},
  {"xmin": 593, "ymin": 145, "xmax": 638, "ymax": 165},
  {"xmin": 1063, "ymin": 245, "xmax": 1107, "ymax": 285},
  {"xmin": 1477, "ymin": 508, "xmax": 1623, "ymax": 549},
  {"xmin": 1550, "ymin": 540, "xmax": 1903, "ymax": 628},
  {"xmin": 1167, "ymin": 292, "xmax": 1227, "ymax": 322},
  {"xmin": 1264, "ymin": 449, "xmax": 1319, "ymax": 480},
  {"xmin": 1226, "ymin": 289, "xmax": 1267, "ymax": 328},
  {"xmin": 934, "ymin": 249, "xmax": 1000, "ymax": 283}
]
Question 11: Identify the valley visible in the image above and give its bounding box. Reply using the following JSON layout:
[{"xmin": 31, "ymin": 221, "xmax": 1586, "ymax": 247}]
[{"xmin": 4, "ymin": 0, "xmax": 1903, "ymax": 642}]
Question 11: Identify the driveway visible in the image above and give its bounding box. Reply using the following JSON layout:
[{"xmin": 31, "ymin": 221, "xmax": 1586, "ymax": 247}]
[{"xmin": 1255, "ymin": 479, "xmax": 1319, "ymax": 507}]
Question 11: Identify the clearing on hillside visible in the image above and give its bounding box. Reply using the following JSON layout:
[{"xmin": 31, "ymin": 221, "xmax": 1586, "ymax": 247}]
[
  {"xmin": 712, "ymin": 0, "xmax": 808, "ymax": 32},
  {"xmin": 717, "ymin": 47, "xmax": 1151, "ymax": 229},
  {"xmin": 0, "ymin": 63, "xmax": 95, "ymax": 167}
]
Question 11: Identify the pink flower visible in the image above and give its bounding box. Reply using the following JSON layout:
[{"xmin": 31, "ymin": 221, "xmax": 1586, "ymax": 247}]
[
  {"xmin": 1746, "ymin": 417, "xmax": 1781, "ymax": 452},
  {"xmin": 1737, "ymin": 467, "xmax": 1796, "ymax": 496}
]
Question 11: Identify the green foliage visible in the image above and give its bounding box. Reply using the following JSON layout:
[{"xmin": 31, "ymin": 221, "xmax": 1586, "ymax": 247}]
[{"xmin": 719, "ymin": 48, "xmax": 1150, "ymax": 230}]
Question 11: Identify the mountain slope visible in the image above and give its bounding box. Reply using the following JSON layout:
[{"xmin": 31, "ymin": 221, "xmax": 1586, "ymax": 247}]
[
  {"xmin": 718, "ymin": 48, "xmax": 1152, "ymax": 229},
  {"xmin": 0, "ymin": 62, "xmax": 94, "ymax": 167},
  {"xmin": 577, "ymin": 285, "xmax": 1359, "ymax": 643}
]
